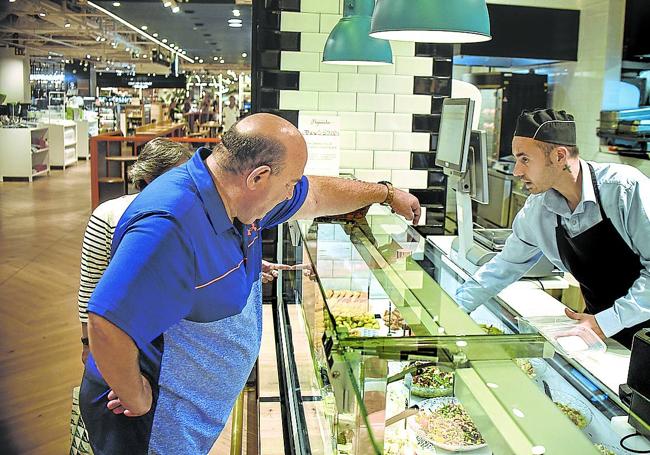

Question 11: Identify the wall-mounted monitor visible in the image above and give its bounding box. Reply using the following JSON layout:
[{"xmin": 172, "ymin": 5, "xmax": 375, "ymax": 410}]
[{"xmin": 435, "ymin": 98, "xmax": 475, "ymax": 174}]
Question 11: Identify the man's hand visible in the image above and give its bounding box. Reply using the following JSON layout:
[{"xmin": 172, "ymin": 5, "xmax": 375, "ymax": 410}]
[
  {"xmin": 390, "ymin": 189, "xmax": 421, "ymax": 225},
  {"xmin": 564, "ymin": 308, "xmax": 606, "ymax": 340},
  {"xmin": 261, "ymin": 260, "xmax": 292, "ymax": 283},
  {"xmin": 106, "ymin": 374, "xmax": 153, "ymax": 417}
]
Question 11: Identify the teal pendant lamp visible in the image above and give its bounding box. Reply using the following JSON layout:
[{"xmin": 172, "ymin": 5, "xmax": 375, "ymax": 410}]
[
  {"xmin": 323, "ymin": 0, "xmax": 393, "ymax": 66},
  {"xmin": 370, "ymin": 0, "xmax": 491, "ymax": 43}
]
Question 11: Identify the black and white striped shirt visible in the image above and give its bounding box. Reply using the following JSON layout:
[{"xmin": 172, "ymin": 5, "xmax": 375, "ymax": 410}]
[{"xmin": 77, "ymin": 195, "xmax": 137, "ymax": 322}]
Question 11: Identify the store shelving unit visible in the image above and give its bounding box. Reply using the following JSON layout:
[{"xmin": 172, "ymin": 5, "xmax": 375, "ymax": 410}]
[
  {"xmin": 75, "ymin": 120, "xmax": 90, "ymax": 160},
  {"xmin": 39, "ymin": 120, "xmax": 77, "ymax": 169},
  {"xmin": 120, "ymin": 105, "xmax": 144, "ymax": 136},
  {"xmin": 0, "ymin": 127, "xmax": 50, "ymax": 182}
]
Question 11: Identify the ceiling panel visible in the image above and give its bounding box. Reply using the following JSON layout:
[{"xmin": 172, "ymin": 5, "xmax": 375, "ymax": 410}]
[{"xmin": 95, "ymin": 0, "xmax": 251, "ymax": 65}]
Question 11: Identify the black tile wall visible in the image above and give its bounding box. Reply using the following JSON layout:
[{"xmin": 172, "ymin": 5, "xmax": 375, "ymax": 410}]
[
  {"xmin": 260, "ymin": 70, "xmax": 299, "ymax": 90},
  {"xmin": 427, "ymin": 170, "xmax": 446, "ymax": 188},
  {"xmin": 412, "ymin": 114, "xmax": 440, "ymax": 133},
  {"xmin": 252, "ymin": 0, "xmax": 301, "ymax": 303},
  {"xmin": 431, "ymin": 96, "xmax": 445, "ymax": 114},
  {"xmin": 259, "ymin": 89, "xmax": 280, "ymax": 109},
  {"xmin": 411, "ymin": 151, "xmax": 436, "ymax": 170},
  {"xmin": 432, "ymin": 60, "xmax": 453, "ymax": 78},
  {"xmin": 430, "ymin": 133, "xmax": 439, "ymax": 151},
  {"xmin": 413, "ymin": 77, "xmax": 451, "ymax": 96},
  {"xmin": 259, "ymin": 51, "xmax": 281, "ymax": 70},
  {"xmin": 415, "ymin": 43, "xmax": 454, "ymax": 59},
  {"xmin": 257, "ymin": 30, "xmax": 301, "ymax": 51},
  {"xmin": 410, "ymin": 189, "xmax": 446, "ymax": 206}
]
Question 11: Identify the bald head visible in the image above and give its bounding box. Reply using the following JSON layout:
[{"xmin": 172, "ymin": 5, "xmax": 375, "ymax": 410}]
[{"xmin": 215, "ymin": 113, "xmax": 307, "ymax": 176}]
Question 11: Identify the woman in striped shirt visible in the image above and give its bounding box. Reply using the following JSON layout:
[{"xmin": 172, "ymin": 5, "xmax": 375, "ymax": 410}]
[{"xmin": 77, "ymin": 138, "xmax": 192, "ymax": 363}]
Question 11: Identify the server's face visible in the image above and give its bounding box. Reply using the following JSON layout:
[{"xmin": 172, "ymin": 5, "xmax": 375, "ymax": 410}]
[{"xmin": 512, "ymin": 136, "xmax": 557, "ymax": 194}]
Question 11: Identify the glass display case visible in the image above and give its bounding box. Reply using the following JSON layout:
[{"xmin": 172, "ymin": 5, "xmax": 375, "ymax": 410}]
[{"xmin": 272, "ymin": 210, "xmax": 640, "ymax": 455}]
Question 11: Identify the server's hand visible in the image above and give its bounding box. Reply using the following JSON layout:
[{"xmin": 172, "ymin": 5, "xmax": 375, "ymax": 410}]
[
  {"xmin": 564, "ymin": 308, "xmax": 606, "ymax": 340},
  {"xmin": 261, "ymin": 260, "xmax": 292, "ymax": 283}
]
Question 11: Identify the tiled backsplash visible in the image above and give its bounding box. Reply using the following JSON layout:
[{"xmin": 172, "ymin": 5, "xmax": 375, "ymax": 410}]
[{"xmin": 253, "ymin": 0, "xmax": 454, "ymax": 235}]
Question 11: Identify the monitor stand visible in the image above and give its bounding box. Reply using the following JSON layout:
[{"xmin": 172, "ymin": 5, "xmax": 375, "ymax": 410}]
[{"xmin": 448, "ymin": 176, "xmax": 496, "ymax": 274}]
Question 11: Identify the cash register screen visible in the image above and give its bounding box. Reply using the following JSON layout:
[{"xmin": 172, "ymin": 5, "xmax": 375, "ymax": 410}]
[{"xmin": 435, "ymin": 98, "xmax": 473, "ymax": 174}]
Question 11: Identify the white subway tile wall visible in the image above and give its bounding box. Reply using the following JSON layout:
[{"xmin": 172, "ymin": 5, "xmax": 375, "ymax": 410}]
[
  {"xmin": 356, "ymin": 93, "xmax": 394, "ymax": 113},
  {"xmin": 278, "ymin": 6, "xmax": 444, "ymax": 209},
  {"xmin": 339, "ymin": 112, "xmax": 375, "ymax": 131},
  {"xmin": 318, "ymin": 92, "xmax": 356, "ymax": 111},
  {"xmin": 280, "ymin": 12, "xmax": 320, "ymax": 33},
  {"xmin": 338, "ymin": 74, "xmax": 377, "ymax": 93},
  {"xmin": 300, "ymin": 33, "xmax": 329, "ymax": 53},
  {"xmin": 373, "ymin": 151, "xmax": 411, "ymax": 170},
  {"xmin": 300, "ymin": 72, "xmax": 338, "ymax": 92},
  {"xmin": 375, "ymin": 113, "xmax": 413, "ymax": 132},
  {"xmin": 356, "ymin": 132, "xmax": 393, "ymax": 150},
  {"xmin": 376, "ymin": 75, "xmax": 414, "ymax": 95},
  {"xmin": 392, "ymin": 170, "xmax": 428, "ymax": 189},
  {"xmin": 300, "ymin": 0, "xmax": 339, "ymax": 14},
  {"xmin": 340, "ymin": 149, "xmax": 374, "ymax": 169},
  {"xmin": 280, "ymin": 51, "xmax": 320, "ymax": 72},
  {"xmin": 279, "ymin": 90, "xmax": 319, "ymax": 110},
  {"xmin": 319, "ymin": 14, "xmax": 341, "ymax": 34}
]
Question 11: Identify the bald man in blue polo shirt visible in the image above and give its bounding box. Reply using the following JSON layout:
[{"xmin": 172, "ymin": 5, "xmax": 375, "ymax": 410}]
[{"xmin": 80, "ymin": 113, "xmax": 421, "ymax": 454}]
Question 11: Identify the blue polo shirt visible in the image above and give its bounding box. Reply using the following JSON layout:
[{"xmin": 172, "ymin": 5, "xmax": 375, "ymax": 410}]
[{"xmin": 80, "ymin": 147, "xmax": 308, "ymax": 454}]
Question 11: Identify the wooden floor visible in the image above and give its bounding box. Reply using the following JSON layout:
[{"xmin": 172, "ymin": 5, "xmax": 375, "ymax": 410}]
[{"xmin": 0, "ymin": 161, "xmax": 287, "ymax": 454}]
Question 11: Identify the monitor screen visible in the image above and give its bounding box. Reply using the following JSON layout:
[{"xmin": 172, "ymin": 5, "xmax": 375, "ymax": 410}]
[{"xmin": 435, "ymin": 98, "xmax": 474, "ymax": 173}]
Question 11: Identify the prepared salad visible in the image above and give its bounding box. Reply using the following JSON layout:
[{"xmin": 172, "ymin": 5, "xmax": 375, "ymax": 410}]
[{"xmin": 414, "ymin": 402, "xmax": 485, "ymax": 448}]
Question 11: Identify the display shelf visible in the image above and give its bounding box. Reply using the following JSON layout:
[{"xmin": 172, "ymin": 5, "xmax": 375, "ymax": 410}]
[
  {"xmin": 38, "ymin": 120, "xmax": 78, "ymax": 169},
  {"xmin": 270, "ymin": 214, "xmax": 647, "ymax": 455},
  {"xmin": 0, "ymin": 127, "xmax": 50, "ymax": 182}
]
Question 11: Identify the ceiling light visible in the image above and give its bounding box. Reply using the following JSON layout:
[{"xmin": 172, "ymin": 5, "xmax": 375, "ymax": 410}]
[
  {"xmin": 229, "ymin": 23, "xmax": 243, "ymax": 28},
  {"xmin": 172, "ymin": 5, "xmax": 180, "ymax": 13},
  {"xmin": 96, "ymin": 57, "xmax": 101, "ymax": 61},
  {"xmin": 96, "ymin": 36, "xmax": 101, "ymax": 41},
  {"xmin": 232, "ymin": 9, "xmax": 240, "ymax": 17},
  {"xmin": 9, "ymin": 0, "xmax": 16, "ymax": 2},
  {"xmin": 113, "ymin": 2, "xmax": 121, "ymax": 6},
  {"xmin": 220, "ymin": 59, "xmax": 225, "ymax": 63},
  {"xmin": 199, "ymin": 59, "xmax": 204, "ymax": 63},
  {"xmin": 228, "ymin": 18, "xmax": 242, "ymax": 24},
  {"xmin": 86, "ymin": 1, "xmax": 194, "ymax": 64},
  {"xmin": 182, "ymin": 50, "xmax": 187, "ymax": 55},
  {"xmin": 369, "ymin": 0, "xmax": 492, "ymax": 43},
  {"xmin": 64, "ymin": 21, "xmax": 71, "ymax": 28},
  {"xmin": 125, "ymin": 47, "xmax": 130, "ymax": 52},
  {"xmin": 142, "ymin": 54, "xmax": 148, "ymax": 58},
  {"xmin": 324, "ymin": 0, "xmax": 392, "ymax": 66},
  {"xmin": 162, "ymin": 38, "xmax": 168, "ymax": 43},
  {"xmin": 152, "ymin": 33, "xmax": 158, "ymax": 38},
  {"xmin": 86, "ymin": 54, "xmax": 91, "ymax": 59},
  {"xmin": 39, "ymin": 10, "xmax": 47, "ymax": 17},
  {"xmin": 163, "ymin": 0, "xmax": 173, "ymax": 7},
  {"xmin": 48, "ymin": 55, "xmax": 52, "ymax": 60},
  {"xmin": 241, "ymin": 52, "xmax": 247, "ymax": 58},
  {"xmin": 141, "ymin": 25, "xmax": 148, "ymax": 30},
  {"xmin": 100, "ymin": 37, "xmax": 106, "ymax": 42},
  {"xmin": 213, "ymin": 56, "xmax": 218, "ymax": 61}
]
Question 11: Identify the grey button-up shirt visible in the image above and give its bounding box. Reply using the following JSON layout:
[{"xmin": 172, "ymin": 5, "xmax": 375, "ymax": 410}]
[{"xmin": 456, "ymin": 159, "xmax": 650, "ymax": 337}]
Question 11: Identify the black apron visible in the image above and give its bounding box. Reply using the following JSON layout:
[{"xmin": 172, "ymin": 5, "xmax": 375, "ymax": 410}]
[{"xmin": 555, "ymin": 163, "xmax": 648, "ymax": 348}]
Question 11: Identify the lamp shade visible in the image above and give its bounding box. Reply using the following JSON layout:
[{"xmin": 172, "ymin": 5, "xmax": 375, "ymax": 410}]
[
  {"xmin": 323, "ymin": 0, "xmax": 393, "ymax": 66},
  {"xmin": 370, "ymin": 0, "xmax": 491, "ymax": 43}
]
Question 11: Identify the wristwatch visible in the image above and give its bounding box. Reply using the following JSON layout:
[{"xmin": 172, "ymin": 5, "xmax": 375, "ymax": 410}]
[
  {"xmin": 81, "ymin": 337, "xmax": 89, "ymax": 346},
  {"xmin": 378, "ymin": 181, "xmax": 394, "ymax": 207}
]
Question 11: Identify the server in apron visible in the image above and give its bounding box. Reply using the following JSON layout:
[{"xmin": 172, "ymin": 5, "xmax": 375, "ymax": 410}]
[{"xmin": 456, "ymin": 109, "xmax": 650, "ymax": 348}]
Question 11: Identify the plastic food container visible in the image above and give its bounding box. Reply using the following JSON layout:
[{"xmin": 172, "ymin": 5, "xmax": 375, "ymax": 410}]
[{"xmin": 517, "ymin": 316, "xmax": 607, "ymax": 358}]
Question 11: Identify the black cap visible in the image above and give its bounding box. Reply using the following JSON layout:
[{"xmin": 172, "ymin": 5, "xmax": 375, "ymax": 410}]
[{"xmin": 514, "ymin": 109, "xmax": 576, "ymax": 146}]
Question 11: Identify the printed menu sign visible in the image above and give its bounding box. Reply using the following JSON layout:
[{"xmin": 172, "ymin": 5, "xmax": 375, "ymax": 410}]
[{"xmin": 298, "ymin": 114, "xmax": 340, "ymax": 176}]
